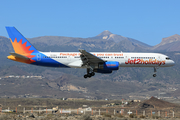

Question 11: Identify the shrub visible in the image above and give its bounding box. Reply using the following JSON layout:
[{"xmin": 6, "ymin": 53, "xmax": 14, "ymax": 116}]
[
  {"xmin": 101, "ymin": 113, "xmax": 111, "ymax": 118},
  {"xmin": 116, "ymin": 114, "xmax": 124, "ymax": 118},
  {"xmin": 80, "ymin": 115, "xmax": 92, "ymax": 120},
  {"xmin": 129, "ymin": 114, "xmax": 137, "ymax": 118},
  {"xmin": 139, "ymin": 115, "xmax": 145, "ymax": 118},
  {"xmin": 0, "ymin": 114, "xmax": 8, "ymax": 120},
  {"xmin": 152, "ymin": 116, "xmax": 160, "ymax": 119}
]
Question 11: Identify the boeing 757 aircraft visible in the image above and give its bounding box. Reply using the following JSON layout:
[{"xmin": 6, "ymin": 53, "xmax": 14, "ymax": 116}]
[{"xmin": 6, "ymin": 27, "xmax": 175, "ymax": 78}]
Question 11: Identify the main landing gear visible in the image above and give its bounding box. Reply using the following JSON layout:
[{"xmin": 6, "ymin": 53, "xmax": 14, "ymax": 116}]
[
  {"xmin": 84, "ymin": 68, "xmax": 95, "ymax": 78},
  {"xmin": 153, "ymin": 67, "xmax": 157, "ymax": 77}
]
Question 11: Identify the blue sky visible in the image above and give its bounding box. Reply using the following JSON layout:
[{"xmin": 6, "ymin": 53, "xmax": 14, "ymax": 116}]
[{"xmin": 0, "ymin": 0, "xmax": 180, "ymax": 46}]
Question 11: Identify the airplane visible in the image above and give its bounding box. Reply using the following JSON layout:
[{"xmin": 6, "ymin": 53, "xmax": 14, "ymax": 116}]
[{"xmin": 5, "ymin": 27, "xmax": 175, "ymax": 78}]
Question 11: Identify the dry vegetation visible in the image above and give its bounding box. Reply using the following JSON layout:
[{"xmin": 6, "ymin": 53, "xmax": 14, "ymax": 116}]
[{"xmin": 0, "ymin": 98, "xmax": 121, "ymax": 109}]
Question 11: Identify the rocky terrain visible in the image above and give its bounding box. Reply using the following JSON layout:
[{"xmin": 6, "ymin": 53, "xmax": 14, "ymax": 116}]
[
  {"xmin": 152, "ymin": 34, "xmax": 180, "ymax": 52},
  {"xmin": 0, "ymin": 97, "xmax": 179, "ymax": 119}
]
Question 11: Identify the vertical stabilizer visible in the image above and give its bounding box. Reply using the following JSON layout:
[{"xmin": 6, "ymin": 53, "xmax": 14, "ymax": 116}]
[{"xmin": 5, "ymin": 27, "xmax": 38, "ymax": 55}]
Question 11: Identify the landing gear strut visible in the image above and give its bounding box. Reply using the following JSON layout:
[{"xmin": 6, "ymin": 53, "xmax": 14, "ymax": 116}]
[
  {"xmin": 84, "ymin": 68, "xmax": 95, "ymax": 78},
  {"xmin": 153, "ymin": 67, "xmax": 157, "ymax": 77}
]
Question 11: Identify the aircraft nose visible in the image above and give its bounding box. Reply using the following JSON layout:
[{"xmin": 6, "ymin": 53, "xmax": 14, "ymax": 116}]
[{"xmin": 170, "ymin": 60, "xmax": 175, "ymax": 66}]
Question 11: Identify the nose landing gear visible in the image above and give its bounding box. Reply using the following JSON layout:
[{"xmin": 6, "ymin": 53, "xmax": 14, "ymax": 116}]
[
  {"xmin": 153, "ymin": 74, "xmax": 156, "ymax": 77},
  {"xmin": 153, "ymin": 67, "xmax": 157, "ymax": 77}
]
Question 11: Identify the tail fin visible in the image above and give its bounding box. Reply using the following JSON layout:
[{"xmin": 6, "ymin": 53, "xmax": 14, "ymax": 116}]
[{"xmin": 5, "ymin": 27, "xmax": 38, "ymax": 55}]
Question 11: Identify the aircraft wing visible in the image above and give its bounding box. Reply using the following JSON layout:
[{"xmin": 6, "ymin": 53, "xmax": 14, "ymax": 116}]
[
  {"xmin": 79, "ymin": 49, "xmax": 104, "ymax": 64},
  {"xmin": 10, "ymin": 52, "xmax": 30, "ymax": 60}
]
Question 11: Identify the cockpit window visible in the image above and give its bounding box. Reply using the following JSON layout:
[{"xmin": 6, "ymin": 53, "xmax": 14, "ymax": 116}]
[{"xmin": 166, "ymin": 57, "xmax": 170, "ymax": 60}]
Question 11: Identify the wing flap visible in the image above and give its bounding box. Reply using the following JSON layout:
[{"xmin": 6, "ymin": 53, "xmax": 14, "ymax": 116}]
[{"xmin": 79, "ymin": 49, "xmax": 104, "ymax": 63}]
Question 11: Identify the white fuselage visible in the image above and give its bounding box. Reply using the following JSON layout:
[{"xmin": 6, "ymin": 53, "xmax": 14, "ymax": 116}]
[{"xmin": 39, "ymin": 52, "xmax": 175, "ymax": 68}]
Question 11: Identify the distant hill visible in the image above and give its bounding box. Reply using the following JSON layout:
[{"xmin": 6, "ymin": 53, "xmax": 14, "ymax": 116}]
[
  {"xmin": 0, "ymin": 67, "xmax": 149, "ymax": 99},
  {"xmin": 0, "ymin": 36, "xmax": 13, "ymax": 53},
  {"xmin": 0, "ymin": 66, "xmax": 30, "ymax": 76},
  {"xmin": 152, "ymin": 34, "xmax": 180, "ymax": 51},
  {"xmin": 2, "ymin": 32, "xmax": 180, "ymax": 53},
  {"xmin": 127, "ymin": 96, "xmax": 180, "ymax": 110},
  {"xmin": 92, "ymin": 30, "xmax": 126, "ymax": 42},
  {"xmin": 23, "ymin": 30, "xmax": 152, "ymax": 52},
  {"xmin": 92, "ymin": 30, "xmax": 151, "ymax": 50},
  {"xmin": 29, "ymin": 36, "xmax": 115, "ymax": 52},
  {"xmin": 139, "ymin": 96, "xmax": 178, "ymax": 109}
]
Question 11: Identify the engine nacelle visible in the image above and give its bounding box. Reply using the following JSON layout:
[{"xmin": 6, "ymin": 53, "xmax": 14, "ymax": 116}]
[
  {"xmin": 98, "ymin": 61, "xmax": 119, "ymax": 70},
  {"xmin": 94, "ymin": 69, "xmax": 112, "ymax": 74}
]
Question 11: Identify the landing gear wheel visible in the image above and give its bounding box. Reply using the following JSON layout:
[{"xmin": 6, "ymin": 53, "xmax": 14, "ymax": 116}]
[
  {"xmin": 84, "ymin": 68, "xmax": 95, "ymax": 78},
  {"xmin": 87, "ymin": 74, "xmax": 91, "ymax": 78},
  {"xmin": 84, "ymin": 74, "xmax": 88, "ymax": 78},
  {"xmin": 90, "ymin": 72, "xmax": 95, "ymax": 76},
  {"xmin": 153, "ymin": 74, "xmax": 156, "ymax": 77}
]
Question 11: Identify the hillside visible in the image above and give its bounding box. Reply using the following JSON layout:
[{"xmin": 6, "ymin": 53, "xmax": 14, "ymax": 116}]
[
  {"xmin": 0, "ymin": 36, "xmax": 13, "ymax": 52},
  {"xmin": 0, "ymin": 69, "xmax": 147, "ymax": 99},
  {"xmin": 25, "ymin": 30, "xmax": 152, "ymax": 52},
  {"xmin": 0, "ymin": 65, "xmax": 179, "ymax": 100},
  {"xmin": 2, "ymin": 32, "xmax": 180, "ymax": 53},
  {"xmin": 139, "ymin": 96, "xmax": 178, "ymax": 109},
  {"xmin": 92, "ymin": 30, "xmax": 151, "ymax": 48},
  {"xmin": 153, "ymin": 34, "xmax": 180, "ymax": 51}
]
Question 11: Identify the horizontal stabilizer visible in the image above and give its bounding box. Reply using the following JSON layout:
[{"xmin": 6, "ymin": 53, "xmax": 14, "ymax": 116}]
[{"xmin": 10, "ymin": 52, "xmax": 30, "ymax": 60}]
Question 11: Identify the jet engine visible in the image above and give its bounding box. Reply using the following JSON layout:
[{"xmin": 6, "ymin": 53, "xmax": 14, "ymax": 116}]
[{"xmin": 98, "ymin": 61, "xmax": 119, "ymax": 70}]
